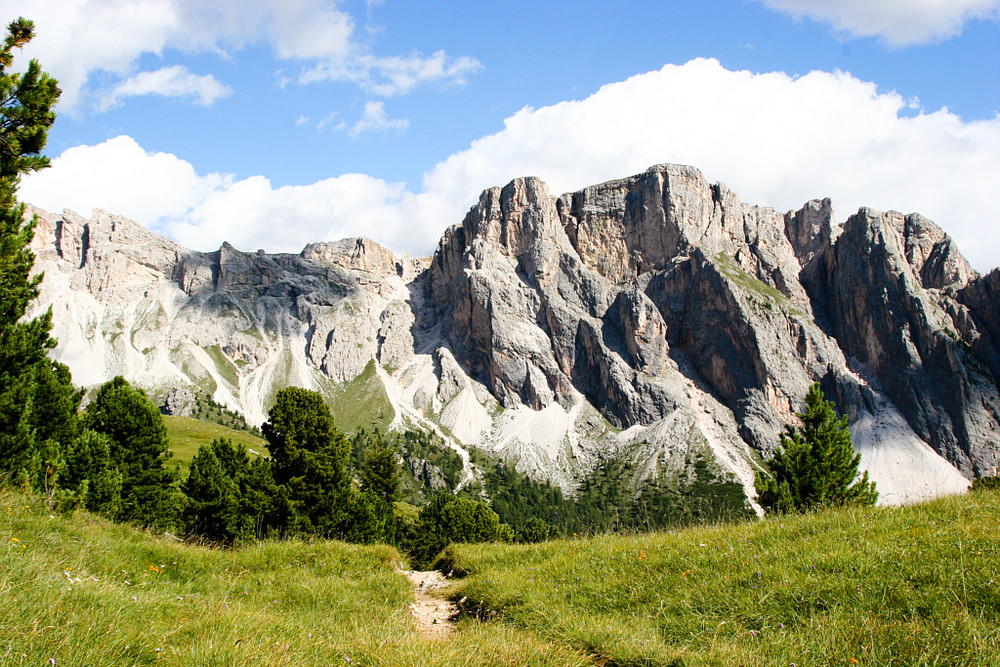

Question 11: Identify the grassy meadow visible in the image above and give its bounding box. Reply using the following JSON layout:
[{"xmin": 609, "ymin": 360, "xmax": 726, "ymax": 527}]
[
  {"xmin": 443, "ymin": 490, "xmax": 1000, "ymax": 666},
  {"xmin": 0, "ymin": 488, "xmax": 587, "ymax": 666},
  {"xmin": 4, "ymin": 485, "xmax": 1000, "ymax": 666},
  {"xmin": 163, "ymin": 416, "xmax": 268, "ymax": 474}
]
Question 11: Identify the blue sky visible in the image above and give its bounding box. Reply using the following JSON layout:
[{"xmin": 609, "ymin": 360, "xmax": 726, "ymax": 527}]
[{"xmin": 7, "ymin": 0, "xmax": 1000, "ymax": 270}]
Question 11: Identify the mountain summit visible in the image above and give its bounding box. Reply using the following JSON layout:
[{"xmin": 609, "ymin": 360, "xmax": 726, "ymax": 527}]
[{"xmin": 28, "ymin": 164, "xmax": 999, "ymax": 506}]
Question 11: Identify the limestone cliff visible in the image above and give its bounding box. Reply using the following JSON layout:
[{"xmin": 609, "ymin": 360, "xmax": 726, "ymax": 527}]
[{"xmin": 27, "ymin": 163, "xmax": 1000, "ymax": 506}]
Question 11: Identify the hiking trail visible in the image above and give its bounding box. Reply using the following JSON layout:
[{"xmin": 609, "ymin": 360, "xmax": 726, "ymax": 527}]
[{"xmin": 401, "ymin": 570, "xmax": 457, "ymax": 639}]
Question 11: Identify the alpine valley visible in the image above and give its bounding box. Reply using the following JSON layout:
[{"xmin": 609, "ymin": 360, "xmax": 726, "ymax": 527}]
[{"xmin": 26, "ymin": 164, "xmax": 1000, "ymax": 510}]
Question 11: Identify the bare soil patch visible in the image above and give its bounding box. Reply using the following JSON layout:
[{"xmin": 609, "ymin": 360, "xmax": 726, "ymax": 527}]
[{"xmin": 401, "ymin": 570, "xmax": 458, "ymax": 639}]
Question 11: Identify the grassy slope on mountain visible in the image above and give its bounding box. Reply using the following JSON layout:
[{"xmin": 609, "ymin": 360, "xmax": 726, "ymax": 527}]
[
  {"xmin": 5, "ymin": 487, "xmax": 998, "ymax": 666},
  {"xmin": 0, "ymin": 488, "xmax": 586, "ymax": 666},
  {"xmin": 163, "ymin": 415, "xmax": 268, "ymax": 474},
  {"xmin": 441, "ymin": 490, "xmax": 1000, "ymax": 666}
]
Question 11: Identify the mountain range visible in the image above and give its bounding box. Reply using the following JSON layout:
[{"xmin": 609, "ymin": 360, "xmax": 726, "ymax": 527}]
[{"xmin": 26, "ymin": 163, "xmax": 1000, "ymax": 508}]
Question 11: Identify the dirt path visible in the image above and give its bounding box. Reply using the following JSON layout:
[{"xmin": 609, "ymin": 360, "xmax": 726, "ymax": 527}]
[{"xmin": 401, "ymin": 570, "xmax": 458, "ymax": 639}]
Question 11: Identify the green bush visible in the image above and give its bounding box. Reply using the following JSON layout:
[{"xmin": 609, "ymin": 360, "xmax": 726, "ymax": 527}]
[{"xmin": 408, "ymin": 493, "xmax": 511, "ymax": 567}]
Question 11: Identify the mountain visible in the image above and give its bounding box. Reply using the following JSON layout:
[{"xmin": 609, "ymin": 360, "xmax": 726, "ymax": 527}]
[{"xmin": 26, "ymin": 164, "xmax": 1000, "ymax": 507}]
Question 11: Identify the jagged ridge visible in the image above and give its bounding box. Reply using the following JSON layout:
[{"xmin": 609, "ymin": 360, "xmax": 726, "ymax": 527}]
[{"xmin": 26, "ymin": 163, "xmax": 1000, "ymax": 505}]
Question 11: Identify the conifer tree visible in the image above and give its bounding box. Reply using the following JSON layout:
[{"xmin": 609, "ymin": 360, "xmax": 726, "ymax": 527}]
[
  {"xmin": 59, "ymin": 428, "xmax": 123, "ymax": 516},
  {"xmin": 360, "ymin": 435, "xmax": 401, "ymax": 505},
  {"xmin": 756, "ymin": 383, "xmax": 877, "ymax": 513},
  {"xmin": 82, "ymin": 377, "xmax": 180, "ymax": 527},
  {"xmin": 263, "ymin": 387, "xmax": 352, "ymax": 536},
  {"xmin": 0, "ymin": 17, "xmax": 69, "ymax": 486},
  {"xmin": 182, "ymin": 438, "xmax": 276, "ymax": 543}
]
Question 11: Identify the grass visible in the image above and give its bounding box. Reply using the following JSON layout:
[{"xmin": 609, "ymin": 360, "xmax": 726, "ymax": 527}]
[
  {"xmin": 164, "ymin": 416, "xmax": 268, "ymax": 474},
  {"xmin": 5, "ymin": 486, "xmax": 1000, "ymax": 666},
  {"xmin": 0, "ymin": 488, "xmax": 589, "ymax": 666},
  {"xmin": 203, "ymin": 345, "xmax": 240, "ymax": 390},
  {"xmin": 442, "ymin": 491, "xmax": 1000, "ymax": 666},
  {"xmin": 327, "ymin": 359, "xmax": 395, "ymax": 433}
]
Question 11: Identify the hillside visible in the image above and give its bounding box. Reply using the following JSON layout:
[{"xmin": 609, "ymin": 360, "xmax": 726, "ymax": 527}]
[
  {"xmin": 0, "ymin": 488, "xmax": 583, "ymax": 666},
  {"xmin": 26, "ymin": 163, "xmax": 1000, "ymax": 508},
  {"xmin": 163, "ymin": 415, "xmax": 268, "ymax": 474},
  {"xmin": 4, "ymin": 487, "xmax": 999, "ymax": 665}
]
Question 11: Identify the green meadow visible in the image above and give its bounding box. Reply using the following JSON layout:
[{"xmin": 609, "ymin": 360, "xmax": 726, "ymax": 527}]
[
  {"xmin": 4, "ymin": 486, "xmax": 999, "ymax": 666},
  {"xmin": 163, "ymin": 416, "xmax": 268, "ymax": 474}
]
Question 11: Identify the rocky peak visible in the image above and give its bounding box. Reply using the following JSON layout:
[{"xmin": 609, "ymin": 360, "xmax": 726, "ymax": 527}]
[
  {"xmin": 302, "ymin": 237, "xmax": 403, "ymax": 277},
  {"xmin": 902, "ymin": 213, "xmax": 974, "ymax": 289},
  {"xmin": 461, "ymin": 176, "xmax": 563, "ymax": 261},
  {"xmin": 26, "ymin": 162, "xmax": 998, "ymax": 506},
  {"xmin": 784, "ymin": 198, "xmax": 837, "ymax": 273}
]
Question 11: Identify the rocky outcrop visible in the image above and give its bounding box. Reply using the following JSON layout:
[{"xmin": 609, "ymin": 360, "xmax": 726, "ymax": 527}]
[
  {"xmin": 27, "ymin": 162, "xmax": 1000, "ymax": 505},
  {"xmin": 160, "ymin": 387, "xmax": 197, "ymax": 417}
]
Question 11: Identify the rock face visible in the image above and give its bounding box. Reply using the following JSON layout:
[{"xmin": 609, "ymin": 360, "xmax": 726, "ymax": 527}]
[
  {"xmin": 27, "ymin": 163, "xmax": 1000, "ymax": 506},
  {"xmin": 160, "ymin": 387, "xmax": 197, "ymax": 417}
]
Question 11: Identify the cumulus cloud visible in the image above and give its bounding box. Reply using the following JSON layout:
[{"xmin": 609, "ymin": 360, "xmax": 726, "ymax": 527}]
[
  {"xmin": 20, "ymin": 60, "xmax": 1000, "ymax": 271},
  {"xmin": 0, "ymin": 0, "xmax": 480, "ymax": 110},
  {"xmin": 99, "ymin": 65, "xmax": 231, "ymax": 109},
  {"xmin": 18, "ymin": 135, "xmax": 423, "ymax": 255},
  {"xmin": 19, "ymin": 136, "xmax": 228, "ymax": 224},
  {"xmin": 756, "ymin": 0, "xmax": 1000, "ymax": 46},
  {"xmin": 419, "ymin": 59, "xmax": 1000, "ymax": 271}
]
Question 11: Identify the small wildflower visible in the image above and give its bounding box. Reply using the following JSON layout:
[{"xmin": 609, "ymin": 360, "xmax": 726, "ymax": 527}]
[
  {"xmin": 149, "ymin": 565, "xmax": 160, "ymax": 573},
  {"xmin": 850, "ymin": 660, "xmax": 859, "ymax": 665},
  {"xmin": 132, "ymin": 596, "xmax": 137, "ymax": 602},
  {"xmin": 638, "ymin": 549, "xmax": 647, "ymax": 560}
]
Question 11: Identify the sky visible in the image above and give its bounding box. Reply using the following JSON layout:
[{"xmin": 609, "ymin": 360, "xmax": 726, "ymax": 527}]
[{"xmin": 5, "ymin": 0, "xmax": 1000, "ymax": 271}]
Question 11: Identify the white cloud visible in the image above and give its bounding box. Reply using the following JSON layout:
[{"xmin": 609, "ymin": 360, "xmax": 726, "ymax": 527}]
[
  {"xmin": 18, "ymin": 134, "xmax": 422, "ymax": 255},
  {"xmin": 348, "ymin": 101, "xmax": 408, "ymax": 136},
  {"xmin": 19, "ymin": 135, "xmax": 228, "ymax": 223},
  {"xmin": 301, "ymin": 49, "xmax": 482, "ymax": 96},
  {"xmin": 317, "ymin": 111, "xmax": 347, "ymax": 132},
  {"xmin": 99, "ymin": 65, "xmax": 231, "ymax": 109},
  {"xmin": 20, "ymin": 60, "xmax": 1000, "ymax": 272},
  {"xmin": 0, "ymin": 0, "xmax": 479, "ymax": 111},
  {"xmin": 756, "ymin": 0, "xmax": 1000, "ymax": 46}
]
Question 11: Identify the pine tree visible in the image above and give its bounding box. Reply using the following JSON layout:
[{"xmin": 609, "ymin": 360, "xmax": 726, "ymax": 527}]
[
  {"xmin": 263, "ymin": 387, "xmax": 352, "ymax": 536},
  {"xmin": 360, "ymin": 435, "xmax": 401, "ymax": 505},
  {"xmin": 59, "ymin": 428, "xmax": 123, "ymax": 517},
  {"xmin": 82, "ymin": 377, "xmax": 180, "ymax": 527},
  {"xmin": 0, "ymin": 17, "xmax": 68, "ymax": 486},
  {"xmin": 756, "ymin": 383, "xmax": 878, "ymax": 513},
  {"xmin": 182, "ymin": 438, "xmax": 277, "ymax": 543}
]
